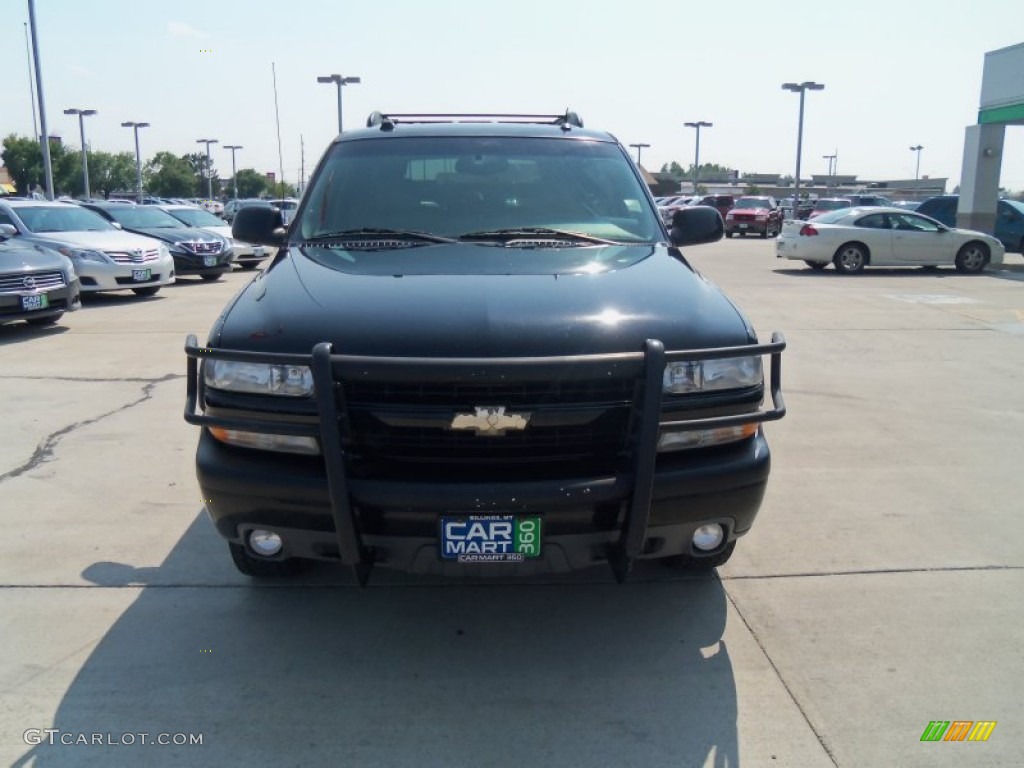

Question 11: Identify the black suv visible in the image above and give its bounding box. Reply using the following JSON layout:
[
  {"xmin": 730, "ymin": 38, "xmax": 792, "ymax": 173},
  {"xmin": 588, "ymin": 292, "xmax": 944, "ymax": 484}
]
[
  {"xmin": 916, "ymin": 195, "xmax": 1024, "ymax": 254},
  {"xmin": 184, "ymin": 111, "xmax": 785, "ymax": 583}
]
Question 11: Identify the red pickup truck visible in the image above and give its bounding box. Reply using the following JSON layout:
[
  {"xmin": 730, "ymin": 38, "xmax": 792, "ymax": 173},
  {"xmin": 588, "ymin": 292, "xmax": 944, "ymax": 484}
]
[{"xmin": 724, "ymin": 196, "xmax": 783, "ymax": 238}]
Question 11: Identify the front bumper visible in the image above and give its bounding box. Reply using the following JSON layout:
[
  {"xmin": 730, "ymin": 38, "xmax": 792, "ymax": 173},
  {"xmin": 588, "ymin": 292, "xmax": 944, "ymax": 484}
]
[
  {"xmin": 726, "ymin": 219, "xmax": 769, "ymax": 235},
  {"xmin": 74, "ymin": 256, "xmax": 175, "ymax": 292},
  {"xmin": 185, "ymin": 335, "xmax": 786, "ymax": 583},
  {"xmin": 171, "ymin": 250, "xmax": 235, "ymax": 276},
  {"xmin": 0, "ymin": 277, "xmax": 81, "ymax": 323}
]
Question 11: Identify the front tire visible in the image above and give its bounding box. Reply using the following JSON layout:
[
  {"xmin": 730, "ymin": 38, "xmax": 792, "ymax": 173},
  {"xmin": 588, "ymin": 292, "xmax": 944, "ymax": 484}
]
[
  {"xmin": 954, "ymin": 241, "xmax": 988, "ymax": 273},
  {"xmin": 132, "ymin": 286, "xmax": 160, "ymax": 297},
  {"xmin": 200, "ymin": 273, "xmax": 223, "ymax": 282},
  {"xmin": 228, "ymin": 542, "xmax": 304, "ymax": 578},
  {"xmin": 833, "ymin": 243, "xmax": 867, "ymax": 274},
  {"xmin": 240, "ymin": 262, "xmax": 259, "ymax": 271}
]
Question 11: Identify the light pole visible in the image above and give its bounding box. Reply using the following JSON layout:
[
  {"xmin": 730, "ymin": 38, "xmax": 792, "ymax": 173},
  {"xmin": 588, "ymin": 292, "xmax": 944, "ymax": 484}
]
[
  {"xmin": 27, "ymin": 0, "xmax": 54, "ymax": 199},
  {"xmin": 629, "ymin": 143, "xmax": 650, "ymax": 165},
  {"xmin": 196, "ymin": 138, "xmax": 219, "ymax": 199},
  {"xmin": 121, "ymin": 121, "xmax": 149, "ymax": 203},
  {"xmin": 223, "ymin": 144, "xmax": 242, "ymax": 200},
  {"xmin": 684, "ymin": 121, "xmax": 712, "ymax": 194},
  {"xmin": 64, "ymin": 108, "xmax": 96, "ymax": 200},
  {"xmin": 909, "ymin": 145, "xmax": 923, "ymax": 183},
  {"xmin": 316, "ymin": 74, "xmax": 361, "ymax": 134},
  {"xmin": 782, "ymin": 81, "xmax": 824, "ymax": 217},
  {"xmin": 822, "ymin": 152, "xmax": 836, "ymax": 192}
]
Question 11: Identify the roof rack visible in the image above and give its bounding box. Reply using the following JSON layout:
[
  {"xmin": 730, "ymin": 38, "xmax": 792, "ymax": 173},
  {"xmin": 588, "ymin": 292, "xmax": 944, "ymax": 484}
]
[{"xmin": 365, "ymin": 110, "xmax": 583, "ymax": 131}]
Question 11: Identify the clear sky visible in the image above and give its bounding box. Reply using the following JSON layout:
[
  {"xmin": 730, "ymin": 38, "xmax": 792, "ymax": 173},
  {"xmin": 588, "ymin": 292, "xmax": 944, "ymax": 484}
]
[{"xmin": 2, "ymin": 0, "xmax": 1022, "ymax": 193}]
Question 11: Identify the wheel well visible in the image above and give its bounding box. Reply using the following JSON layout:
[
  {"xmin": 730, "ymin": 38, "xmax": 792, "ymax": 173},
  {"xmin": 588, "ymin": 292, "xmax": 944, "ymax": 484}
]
[
  {"xmin": 960, "ymin": 240, "xmax": 990, "ymax": 258},
  {"xmin": 833, "ymin": 241, "xmax": 870, "ymax": 264}
]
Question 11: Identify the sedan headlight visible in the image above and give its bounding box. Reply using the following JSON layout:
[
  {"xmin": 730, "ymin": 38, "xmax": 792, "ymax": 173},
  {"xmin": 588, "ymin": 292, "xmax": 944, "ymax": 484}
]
[
  {"xmin": 663, "ymin": 356, "xmax": 763, "ymax": 394},
  {"xmin": 57, "ymin": 246, "xmax": 108, "ymax": 263},
  {"xmin": 158, "ymin": 244, "xmax": 172, "ymax": 259},
  {"xmin": 204, "ymin": 360, "xmax": 314, "ymax": 397}
]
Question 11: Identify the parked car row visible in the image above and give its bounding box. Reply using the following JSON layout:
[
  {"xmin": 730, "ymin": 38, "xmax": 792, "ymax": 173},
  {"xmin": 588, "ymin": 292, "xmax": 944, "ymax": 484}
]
[{"xmin": 0, "ymin": 197, "xmax": 275, "ymax": 326}]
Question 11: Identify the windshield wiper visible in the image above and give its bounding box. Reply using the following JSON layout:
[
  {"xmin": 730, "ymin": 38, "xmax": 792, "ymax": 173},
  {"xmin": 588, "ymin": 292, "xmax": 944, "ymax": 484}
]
[
  {"xmin": 458, "ymin": 227, "xmax": 622, "ymax": 246},
  {"xmin": 302, "ymin": 228, "xmax": 456, "ymax": 244}
]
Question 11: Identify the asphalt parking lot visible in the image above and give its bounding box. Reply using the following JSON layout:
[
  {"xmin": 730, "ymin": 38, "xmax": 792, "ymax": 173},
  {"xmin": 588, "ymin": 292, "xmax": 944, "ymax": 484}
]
[{"xmin": 2, "ymin": 240, "xmax": 1022, "ymax": 767}]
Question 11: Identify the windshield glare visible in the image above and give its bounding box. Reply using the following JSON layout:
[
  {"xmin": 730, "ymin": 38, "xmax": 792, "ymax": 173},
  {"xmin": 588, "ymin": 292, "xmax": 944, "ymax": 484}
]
[
  {"xmin": 734, "ymin": 198, "xmax": 770, "ymax": 209},
  {"xmin": 105, "ymin": 207, "xmax": 184, "ymax": 229},
  {"xmin": 298, "ymin": 137, "xmax": 661, "ymax": 243},
  {"xmin": 16, "ymin": 205, "xmax": 115, "ymax": 233},
  {"xmin": 167, "ymin": 208, "xmax": 223, "ymax": 227}
]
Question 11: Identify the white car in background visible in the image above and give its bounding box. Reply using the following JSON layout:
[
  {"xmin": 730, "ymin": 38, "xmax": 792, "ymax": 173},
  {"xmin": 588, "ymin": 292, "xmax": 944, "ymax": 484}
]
[
  {"xmin": 160, "ymin": 204, "xmax": 271, "ymax": 271},
  {"xmin": 0, "ymin": 200, "xmax": 175, "ymax": 296},
  {"xmin": 776, "ymin": 206, "xmax": 1004, "ymax": 274}
]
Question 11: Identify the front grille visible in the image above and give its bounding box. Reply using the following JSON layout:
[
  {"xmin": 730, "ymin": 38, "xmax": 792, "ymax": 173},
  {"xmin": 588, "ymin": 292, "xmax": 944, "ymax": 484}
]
[
  {"xmin": 182, "ymin": 241, "xmax": 223, "ymax": 255},
  {"xmin": 108, "ymin": 249, "xmax": 160, "ymax": 264},
  {"xmin": 345, "ymin": 379, "xmax": 637, "ymax": 407},
  {"xmin": 342, "ymin": 379, "xmax": 637, "ymax": 472},
  {"xmin": 0, "ymin": 271, "xmax": 66, "ymax": 293},
  {"xmin": 731, "ymin": 213, "xmax": 757, "ymax": 221}
]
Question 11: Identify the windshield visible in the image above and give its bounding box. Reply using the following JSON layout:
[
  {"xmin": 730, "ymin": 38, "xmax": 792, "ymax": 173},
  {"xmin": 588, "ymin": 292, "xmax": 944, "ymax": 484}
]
[
  {"xmin": 166, "ymin": 208, "xmax": 224, "ymax": 227},
  {"xmin": 103, "ymin": 207, "xmax": 185, "ymax": 229},
  {"xmin": 16, "ymin": 205, "xmax": 115, "ymax": 233},
  {"xmin": 734, "ymin": 198, "xmax": 771, "ymax": 209},
  {"xmin": 298, "ymin": 136, "xmax": 661, "ymax": 243}
]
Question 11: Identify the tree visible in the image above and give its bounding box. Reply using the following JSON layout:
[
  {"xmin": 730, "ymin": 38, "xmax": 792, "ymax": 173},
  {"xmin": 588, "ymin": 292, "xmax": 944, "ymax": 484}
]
[
  {"xmin": 88, "ymin": 151, "xmax": 137, "ymax": 199},
  {"xmin": 184, "ymin": 151, "xmax": 221, "ymax": 197},
  {"xmin": 144, "ymin": 151, "xmax": 196, "ymax": 197},
  {"xmin": 1, "ymin": 134, "xmax": 68, "ymax": 195},
  {"xmin": 744, "ymin": 184, "xmax": 762, "ymax": 195},
  {"xmin": 234, "ymin": 168, "xmax": 269, "ymax": 198}
]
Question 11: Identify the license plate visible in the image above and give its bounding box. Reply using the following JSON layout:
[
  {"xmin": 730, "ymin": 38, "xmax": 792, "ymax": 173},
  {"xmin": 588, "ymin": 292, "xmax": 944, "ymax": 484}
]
[
  {"xmin": 253, "ymin": 247, "xmax": 264, "ymax": 257},
  {"xmin": 203, "ymin": 256, "xmax": 217, "ymax": 267},
  {"xmin": 21, "ymin": 294, "xmax": 49, "ymax": 311},
  {"xmin": 440, "ymin": 515, "xmax": 541, "ymax": 562},
  {"xmin": 132, "ymin": 269, "xmax": 151, "ymax": 282},
  {"xmin": 739, "ymin": 223, "xmax": 748, "ymax": 228}
]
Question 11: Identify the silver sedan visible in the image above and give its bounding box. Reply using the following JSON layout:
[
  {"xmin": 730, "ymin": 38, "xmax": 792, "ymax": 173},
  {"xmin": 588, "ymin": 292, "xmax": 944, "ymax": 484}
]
[{"xmin": 775, "ymin": 206, "xmax": 1005, "ymax": 274}]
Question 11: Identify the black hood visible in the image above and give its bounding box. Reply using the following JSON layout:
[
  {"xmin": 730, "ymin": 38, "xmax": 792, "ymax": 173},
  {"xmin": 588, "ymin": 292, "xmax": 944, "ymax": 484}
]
[
  {"xmin": 213, "ymin": 243, "xmax": 752, "ymax": 357},
  {"xmin": 124, "ymin": 226, "xmax": 223, "ymax": 246}
]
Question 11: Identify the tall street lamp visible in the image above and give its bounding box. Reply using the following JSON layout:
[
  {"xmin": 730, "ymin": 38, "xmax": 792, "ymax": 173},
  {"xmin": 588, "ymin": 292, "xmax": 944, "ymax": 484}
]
[
  {"xmin": 121, "ymin": 121, "xmax": 149, "ymax": 203},
  {"xmin": 822, "ymin": 152, "xmax": 837, "ymax": 191},
  {"xmin": 629, "ymin": 143, "xmax": 650, "ymax": 165},
  {"xmin": 196, "ymin": 138, "xmax": 219, "ymax": 199},
  {"xmin": 781, "ymin": 81, "xmax": 825, "ymax": 217},
  {"xmin": 684, "ymin": 121, "xmax": 712, "ymax": 194},
  {"xmin": 223, "ymin": 144, "xmax": 242, "ymax": 200},
  {"xmin": 64, "ymin": 108, "xmax": 97, "ymax": 200},
  {"xmin": 316, "ymin": 74, "xmax": 361, "ymax": 134},
  {"xmin": 909, "ymin": 145, "xmax": 924, "ymax": 183}
]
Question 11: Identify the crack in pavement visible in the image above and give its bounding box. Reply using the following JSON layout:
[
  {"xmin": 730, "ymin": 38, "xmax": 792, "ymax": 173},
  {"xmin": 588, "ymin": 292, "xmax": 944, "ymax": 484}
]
[
  {"xmin": 0, "ymin": 373, "xmax": 183, "ymax": 484},
  {"xmin": 724, "ymin": 586, "xmax": 841, "ymax": 767}
]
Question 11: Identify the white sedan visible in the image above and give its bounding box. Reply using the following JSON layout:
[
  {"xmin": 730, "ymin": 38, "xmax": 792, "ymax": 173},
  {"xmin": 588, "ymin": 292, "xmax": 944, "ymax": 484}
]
[{"xmin": 775, "ymin": 207, "xmax": 1005, "ymax": 274}]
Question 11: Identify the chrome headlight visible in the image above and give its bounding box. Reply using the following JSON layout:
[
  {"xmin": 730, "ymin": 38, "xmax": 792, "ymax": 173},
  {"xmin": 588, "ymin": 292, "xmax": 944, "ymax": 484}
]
[
  {"xmin": 204, "ymin": 360, "xmax": 314, "ymax": 397},
  {"xmin": 663, "ymin": 356, "xmax": 763, "ymax": 394},
  {"xmin": 57, "ymin": 246, "xmax": 108, "ymax": 263}
]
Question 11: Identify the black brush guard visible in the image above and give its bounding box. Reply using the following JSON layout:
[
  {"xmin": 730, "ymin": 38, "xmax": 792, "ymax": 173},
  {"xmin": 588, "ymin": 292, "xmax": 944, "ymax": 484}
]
[{"xmin": 184, "ymin": 334, "xmax": 786, "ymax": 584}]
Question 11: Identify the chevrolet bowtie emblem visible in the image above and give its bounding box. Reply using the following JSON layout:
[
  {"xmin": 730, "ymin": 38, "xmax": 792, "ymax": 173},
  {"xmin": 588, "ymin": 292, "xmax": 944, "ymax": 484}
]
[{"xmin": 450, "ymin": 406, "xmax": 531, "ymax": 436}]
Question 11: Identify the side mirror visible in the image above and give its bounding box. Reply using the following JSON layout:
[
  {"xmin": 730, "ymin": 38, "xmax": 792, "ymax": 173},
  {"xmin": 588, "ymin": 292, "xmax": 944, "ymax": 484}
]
[
  {"xmin": 0, "ymin": 223, "xmax": 17, "ymax": 238},
  {"xmin": 111, "ymin": 222, "xmax": 123, "ymax": 230},
  {"xmin": 669, "ymin": 205, "xmax": 723, "ymax": 247},
  {"xmin": 233, "ymin": 205, "xmax": 287, "ymax": 247}
]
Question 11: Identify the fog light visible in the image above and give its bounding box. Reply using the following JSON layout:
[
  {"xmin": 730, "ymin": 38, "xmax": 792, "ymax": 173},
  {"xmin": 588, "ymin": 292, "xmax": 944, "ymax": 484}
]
[
  {"xmin": 249, "ymin": 529, "xmax": 283, "ymax": 557},
  {"xmin": 692, "ymin": 524, "xmax": 725, "ymax": 552}
]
